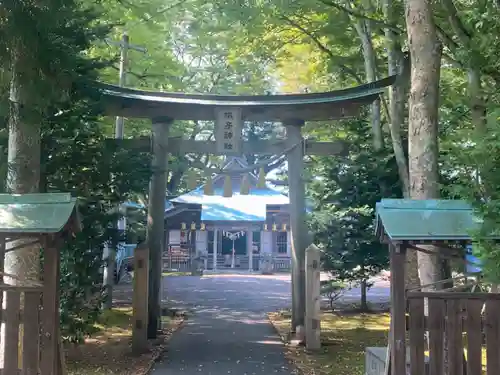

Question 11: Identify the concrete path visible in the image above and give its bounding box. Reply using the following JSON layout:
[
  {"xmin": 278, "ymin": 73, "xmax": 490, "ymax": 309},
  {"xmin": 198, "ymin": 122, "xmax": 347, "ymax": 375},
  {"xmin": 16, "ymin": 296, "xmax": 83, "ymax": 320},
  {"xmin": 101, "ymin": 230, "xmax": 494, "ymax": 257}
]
[{"xmin": 151, "ymin": 275, "xmax": 296, "ymax": 375}]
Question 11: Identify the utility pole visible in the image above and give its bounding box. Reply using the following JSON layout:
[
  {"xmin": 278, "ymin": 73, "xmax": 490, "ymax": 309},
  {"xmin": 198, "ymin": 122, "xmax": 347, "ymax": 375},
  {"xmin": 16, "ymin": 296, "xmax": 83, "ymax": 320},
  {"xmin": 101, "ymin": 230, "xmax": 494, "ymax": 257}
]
[
  {"xmin": 115, "ymin": 33, "xmax": 128, "ymax": 139},
  {"xmin": 103, "ymin": 33, "xmax": 146, "ymax": 309},
  {"xmin": 105, "ymin": 33, "xmax": 147, "ymax": 139}
]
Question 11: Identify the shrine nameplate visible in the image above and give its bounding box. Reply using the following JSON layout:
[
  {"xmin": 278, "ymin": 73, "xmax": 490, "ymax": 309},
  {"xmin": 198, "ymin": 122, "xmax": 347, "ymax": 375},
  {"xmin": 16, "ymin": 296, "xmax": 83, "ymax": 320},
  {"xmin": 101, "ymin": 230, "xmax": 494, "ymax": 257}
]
[{"xmin": 215, "ymin": 107, "xmax": 242, "ymax": 154}]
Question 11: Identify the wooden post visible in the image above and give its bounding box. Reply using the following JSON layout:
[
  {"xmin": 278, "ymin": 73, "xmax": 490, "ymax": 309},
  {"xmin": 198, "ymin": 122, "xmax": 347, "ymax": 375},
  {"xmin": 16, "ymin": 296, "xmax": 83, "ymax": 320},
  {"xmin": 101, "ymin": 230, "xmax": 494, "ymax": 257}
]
[
  {"xmin": 40, "ymin": 236, "xmax": 61, "ymax": 375},
  {"xmin": 57, "ymin": 334, "xmax": 68, "ymax": 375},
  {"xmin": 24, "ymin": 291, "xmax": 42, "ymax": 374},
  {"xmin": 132, "ymin": 244, "xmax": 150, "ymax": 354},
  {"xmin": 389, "ymin": 243, "xmax": 407, "ymax": 375},
  {"xmin": 146, "ymin": 117, "xmax": 172, "ymax": 339},
  {"xmin": 0, "ymin": 236, "xmax": 4, "ymax": 328},
  {"xmin": 305, "ymin": 244, "xmax": 321, "ymax": 350},
  {"xmin": 285, "ymin": 120, "xmax": 306, "ymax": 334},
  {"xmin": 4, "ymin": 290, "xmax": 20, "ymax": 374}
]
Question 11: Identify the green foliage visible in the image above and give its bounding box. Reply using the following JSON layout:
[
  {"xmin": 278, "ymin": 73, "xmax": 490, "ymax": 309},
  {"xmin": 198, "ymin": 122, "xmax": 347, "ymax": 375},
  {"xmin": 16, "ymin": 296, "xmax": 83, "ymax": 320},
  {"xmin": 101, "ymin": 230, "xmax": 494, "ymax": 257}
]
[
  {"xmin": 0, "ymin": 1, "xmax": 110, "ymax": 113},
  {"xmin": 441, "ymin": 108, "xmax": 500, "ymax": 283},
  {"xmin": 84, "ymin": 0, "xmax": 500, "ymax": 289},
  {"xmin": 42, "ymin": 102, "xmax": 151, "ymax": 342},
  {"xmin": 320, "ymin": 280, "xmax": 346, "ymax": 311},
  {"xmin": 309, "ymin": 118, "xmax": 401, "ymax": 288},
  {"xmin": 6, "ymin": 0, "xmax": 500, "ymax": 327},
  {"xmin": 0, "ymin": 0, "xmax": 151, "ymax": 342}
]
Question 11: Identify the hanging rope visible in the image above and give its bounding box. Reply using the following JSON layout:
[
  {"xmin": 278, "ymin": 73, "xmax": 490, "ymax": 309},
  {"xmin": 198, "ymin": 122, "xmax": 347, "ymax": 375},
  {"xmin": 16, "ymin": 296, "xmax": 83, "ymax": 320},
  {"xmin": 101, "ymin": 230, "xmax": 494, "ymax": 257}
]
[
  {"xmin": 222, "ymin": 230, "xmax": 246, "ymax": 240},
  {"xmin": 206, "ymin": 138, "xmax": 304, "ymax": 176}
]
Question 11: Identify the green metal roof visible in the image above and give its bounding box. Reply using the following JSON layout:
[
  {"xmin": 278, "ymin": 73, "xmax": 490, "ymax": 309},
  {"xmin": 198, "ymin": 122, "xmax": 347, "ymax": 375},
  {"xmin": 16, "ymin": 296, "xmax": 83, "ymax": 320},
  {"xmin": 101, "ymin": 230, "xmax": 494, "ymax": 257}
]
[
  {"xmin": 0, "ymin": 193, "xmax": 79, "ymax": 233},
  {"xmin": 374, "ymin": 199, "xmax": 491, "ymax": 241}
]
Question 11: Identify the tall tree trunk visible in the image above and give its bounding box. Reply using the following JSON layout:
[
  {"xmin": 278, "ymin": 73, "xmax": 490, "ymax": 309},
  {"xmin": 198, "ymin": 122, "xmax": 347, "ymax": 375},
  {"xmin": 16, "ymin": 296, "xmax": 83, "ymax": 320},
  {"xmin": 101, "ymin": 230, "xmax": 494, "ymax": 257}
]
[
  {"xmin": 5, "ymin": 55, "xmax": 41, "ymax": 281},
  {"xmin": 405, "ymin": 0, "xmax": 443, "ymax": 288},
  {"xmin": 382, "ymin": 0, "xmax": 419, "ymax": 289},
  {"xmin": 405, "ymin": 1, "xmax": 446, "ymax": 364},
  {"xmin": 439, "ymin": 0, "xmax": 487, "ymax": 134},
  {"xmin": 1, "ymin": 51, "xmax": 42, "ymax": 365},
  {"xmin": 353, "ymin": 13, "xmax": 383, "ymax": 151},
  {"xmin": 383, "ymin": 0, "xmax": 410, "ymax": 196},
  {"xmin": 360, "ymin": 279, "xmax": 368, "ymax": 312},
  {"xmin": 468, "ymin": 69, "xmax": 486, "ymax": 133}
]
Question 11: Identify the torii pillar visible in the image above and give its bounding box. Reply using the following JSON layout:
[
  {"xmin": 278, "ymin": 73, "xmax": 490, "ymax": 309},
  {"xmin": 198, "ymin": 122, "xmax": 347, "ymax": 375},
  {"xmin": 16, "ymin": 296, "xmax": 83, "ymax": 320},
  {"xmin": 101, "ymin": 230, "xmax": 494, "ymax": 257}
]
[
  {"xmin": 146, "ymin": 116, "xmax": 172, "ymax": 338},
  {"xmin": 284, "ymin": 119, "xmax": 307, "ymax": 336}
]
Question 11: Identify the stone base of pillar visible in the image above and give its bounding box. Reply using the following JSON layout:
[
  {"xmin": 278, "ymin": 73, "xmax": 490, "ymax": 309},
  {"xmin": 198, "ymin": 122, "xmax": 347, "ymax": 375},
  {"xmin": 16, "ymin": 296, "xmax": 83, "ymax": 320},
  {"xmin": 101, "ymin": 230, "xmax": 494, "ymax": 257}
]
[{"xmin": 290, "ymin": 325, "xmax": 305, "ymax": 346}]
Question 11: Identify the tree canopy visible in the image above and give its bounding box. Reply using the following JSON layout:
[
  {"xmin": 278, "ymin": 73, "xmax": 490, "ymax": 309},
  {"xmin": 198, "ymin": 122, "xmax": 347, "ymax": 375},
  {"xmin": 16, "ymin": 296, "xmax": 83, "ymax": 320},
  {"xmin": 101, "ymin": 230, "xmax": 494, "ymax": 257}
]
[{"xmin": 3, "ymin": 0, "xmax": 500, "ymax": 329}]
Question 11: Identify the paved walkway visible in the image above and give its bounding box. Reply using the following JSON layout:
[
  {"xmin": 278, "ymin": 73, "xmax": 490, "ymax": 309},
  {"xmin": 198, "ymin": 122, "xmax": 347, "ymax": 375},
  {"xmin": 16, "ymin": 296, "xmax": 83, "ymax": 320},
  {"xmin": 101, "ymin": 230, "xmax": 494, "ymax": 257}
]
[{"xmin": 151, "ymin": 275, "xmax": 296, "ymax": 375}]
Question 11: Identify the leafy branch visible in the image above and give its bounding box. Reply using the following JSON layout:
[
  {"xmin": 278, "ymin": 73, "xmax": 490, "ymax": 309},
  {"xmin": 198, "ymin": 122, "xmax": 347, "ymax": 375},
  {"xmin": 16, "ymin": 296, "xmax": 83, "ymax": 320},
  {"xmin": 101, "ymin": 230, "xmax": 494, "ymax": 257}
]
[
  {"xmin": 279, "ymin": 15, "xmax": 363, "ymax": 84},
  {"xmin": 317, "ymin": 0, "xmax": 402, "ymax": 34}
]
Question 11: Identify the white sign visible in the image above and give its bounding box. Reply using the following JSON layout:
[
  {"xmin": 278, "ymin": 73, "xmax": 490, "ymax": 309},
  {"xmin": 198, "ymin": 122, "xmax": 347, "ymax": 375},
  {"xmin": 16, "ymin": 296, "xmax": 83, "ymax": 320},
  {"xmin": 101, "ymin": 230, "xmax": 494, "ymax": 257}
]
[{"xmin": 215, "ymin": 107, "xmax": 242, "ymax": 154}]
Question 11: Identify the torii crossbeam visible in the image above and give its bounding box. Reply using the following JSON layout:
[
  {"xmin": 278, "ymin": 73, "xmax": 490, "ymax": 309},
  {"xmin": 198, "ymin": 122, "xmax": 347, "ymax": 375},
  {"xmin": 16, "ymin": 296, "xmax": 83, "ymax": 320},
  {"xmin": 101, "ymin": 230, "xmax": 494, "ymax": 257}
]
[{"xmin": 93, "ymin": 75, "xmax": 396, "ymax": 342}]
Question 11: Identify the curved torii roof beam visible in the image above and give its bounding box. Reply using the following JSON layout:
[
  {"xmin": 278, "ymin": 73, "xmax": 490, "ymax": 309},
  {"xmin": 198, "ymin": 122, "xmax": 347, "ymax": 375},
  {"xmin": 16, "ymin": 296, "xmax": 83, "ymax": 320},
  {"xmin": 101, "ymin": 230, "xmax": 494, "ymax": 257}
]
[{"xmin": 92, "ymin": 75, "xmax": 396, "ymax": 122}]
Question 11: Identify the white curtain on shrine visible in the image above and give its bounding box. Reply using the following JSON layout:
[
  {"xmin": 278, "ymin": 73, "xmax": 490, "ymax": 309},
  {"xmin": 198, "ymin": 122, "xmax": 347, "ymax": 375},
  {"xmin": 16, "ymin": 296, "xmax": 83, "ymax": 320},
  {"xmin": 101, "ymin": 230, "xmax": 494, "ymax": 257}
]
[
  {"xmin": 169, "ymin": 230, "xmax": 181, "ymax": 245},
  {"xmin": 261, "ymin": 231, "xmax": 272, "ymax": 254},
  {"xmin": 196, "ymin": 231, "xmax": 208, "ymax": 254},
  {"xmin": 287, "ymin": 231, "xmax": 291, "ymax": 256}
]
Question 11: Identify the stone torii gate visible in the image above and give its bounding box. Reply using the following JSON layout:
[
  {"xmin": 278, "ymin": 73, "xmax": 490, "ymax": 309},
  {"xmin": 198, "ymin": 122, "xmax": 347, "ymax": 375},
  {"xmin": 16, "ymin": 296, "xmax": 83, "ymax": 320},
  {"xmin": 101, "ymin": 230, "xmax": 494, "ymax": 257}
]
[{"xmin": 95, "ymin": 75, "xmax": 395, "ymax": 339}]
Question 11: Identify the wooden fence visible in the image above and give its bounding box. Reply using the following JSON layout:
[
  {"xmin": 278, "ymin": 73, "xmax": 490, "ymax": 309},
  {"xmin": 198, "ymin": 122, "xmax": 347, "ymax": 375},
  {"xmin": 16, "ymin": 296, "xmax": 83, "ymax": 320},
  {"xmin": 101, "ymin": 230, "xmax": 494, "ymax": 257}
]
[
  {"xmin": 0, "ymin": 288, "xmax": 42, "ymax": 374},
  {"xmin": 407, "ymin": 291, "xmax": 500, "ymax": 375}
]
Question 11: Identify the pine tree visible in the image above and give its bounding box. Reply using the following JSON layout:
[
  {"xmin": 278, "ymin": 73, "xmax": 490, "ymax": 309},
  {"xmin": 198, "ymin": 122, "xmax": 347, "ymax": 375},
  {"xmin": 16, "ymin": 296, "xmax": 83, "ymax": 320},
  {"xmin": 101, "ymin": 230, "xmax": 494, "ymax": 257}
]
[
  {"xmin": 309, "ymin": 118, "xmax": 401, "ymax": 310},
  {"xmin": 0, "ymin": 0, "xmax": 150, "ymax": 342}
]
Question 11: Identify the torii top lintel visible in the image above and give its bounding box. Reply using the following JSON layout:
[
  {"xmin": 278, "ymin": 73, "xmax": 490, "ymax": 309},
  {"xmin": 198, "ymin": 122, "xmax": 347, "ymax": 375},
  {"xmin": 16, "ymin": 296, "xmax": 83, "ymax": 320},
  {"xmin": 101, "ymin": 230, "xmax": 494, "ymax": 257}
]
[{"xmin": 95, "ymin": 75, "xmax": 396, "ymax": 122}]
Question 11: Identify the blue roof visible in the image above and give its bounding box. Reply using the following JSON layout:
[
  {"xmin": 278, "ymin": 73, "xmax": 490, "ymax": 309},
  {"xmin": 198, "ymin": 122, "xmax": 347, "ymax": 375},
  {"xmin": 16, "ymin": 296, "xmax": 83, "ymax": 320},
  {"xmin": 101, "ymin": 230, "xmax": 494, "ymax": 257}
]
[
  {"xmin": 123, "ymin": 200, "xmax": 174, "ymax": 211},
  {"xmin": 170, "ymin": 187, "xmax": 289, "ymax": 222},
  {"xmin": 122, "ymin": 201, "xmax": 145, "ymax": 209}
]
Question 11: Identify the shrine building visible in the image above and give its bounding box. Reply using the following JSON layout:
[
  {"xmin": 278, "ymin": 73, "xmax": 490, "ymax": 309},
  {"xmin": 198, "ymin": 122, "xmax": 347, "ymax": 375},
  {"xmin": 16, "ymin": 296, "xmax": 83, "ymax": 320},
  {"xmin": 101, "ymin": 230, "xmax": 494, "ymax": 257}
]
[{"xmin": 164, "ymin": 156, "xmax": 292, "ymax": 272}]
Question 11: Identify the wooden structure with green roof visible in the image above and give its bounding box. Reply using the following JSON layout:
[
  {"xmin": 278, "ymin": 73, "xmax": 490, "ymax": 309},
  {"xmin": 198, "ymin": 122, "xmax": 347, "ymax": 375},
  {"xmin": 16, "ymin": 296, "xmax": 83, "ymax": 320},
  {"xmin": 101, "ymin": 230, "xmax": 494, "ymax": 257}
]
[
  {"xmin": 94, "ymin": 75, "xmax": 396, "ymax": 341},
  {"xmin": 375, "ymin": 198, "xmax": 500, "ymax": 375},
  {"xmin": 376, "ymin": 198, "xmax": 485, "ymax": 243},
  {"xmin": 0, "ymin": 193, "xmax": 80, "ymax": 375}
]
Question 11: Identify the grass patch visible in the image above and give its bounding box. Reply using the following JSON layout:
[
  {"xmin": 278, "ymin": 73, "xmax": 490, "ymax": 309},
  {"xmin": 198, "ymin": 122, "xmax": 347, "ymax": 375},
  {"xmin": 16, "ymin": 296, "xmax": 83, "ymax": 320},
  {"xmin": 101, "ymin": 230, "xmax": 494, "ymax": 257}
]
[
  {"xmin": 270, "ymin": 312, "xmax": 490, "ymax": 375},
  {"xmin": 162, "ymin": 271, "xmax": 191, "ymax": 277},
  {"xmin": 65, "ymin": 307, "xmax": 183, "ymax": 375},
  {"xmin": 269, "ymin": 311, "xmax": 389, "ymax": 375}
]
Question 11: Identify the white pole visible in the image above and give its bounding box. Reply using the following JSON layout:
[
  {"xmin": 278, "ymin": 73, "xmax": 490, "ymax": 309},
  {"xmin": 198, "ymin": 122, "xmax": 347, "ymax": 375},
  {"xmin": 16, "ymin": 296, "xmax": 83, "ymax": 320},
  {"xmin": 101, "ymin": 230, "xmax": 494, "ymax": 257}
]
[
  {"xmin": 114, "ymin": 33, "xmax": 128, "ymax": 139},
  {"xmin": 247, "ymin": 229, "xmax": 253, "ymax": 272},
  {"xmin": 213, "ymin": 229, "xmax": 218, "ymax": 270},
  {"xmin": 231, "ymin": 239, "xmax": 235, "ymax": 268},
  {"xmin": 103, "ymin": 33, "xmax": 145, "ymax": 309}
]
